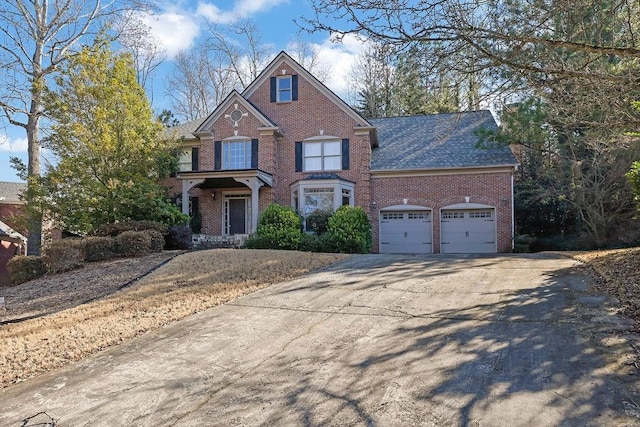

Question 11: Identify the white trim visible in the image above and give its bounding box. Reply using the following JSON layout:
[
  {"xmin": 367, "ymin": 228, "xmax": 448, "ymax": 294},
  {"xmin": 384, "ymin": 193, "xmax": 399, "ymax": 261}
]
[
  {"xmin": 371, "ymin": 165, "xmax": 518, "ymax": 178},
  {"xmin": 242, "ymin": 52, "xmax": 372, "ymax": 128},
  {"xmin": 441, "ymin": 202, "xmax": 494, "ymax": 210},
  {"xmin": 222, "ymin": 191, "xmax": 251, "ymax": 236},
  {"xmin": 195, "ymin": 91, "xmax": 277, "ymax": 135},
  {"xmin": 380, "ymin": 204, "xmax": 430, "ymax": 211}
]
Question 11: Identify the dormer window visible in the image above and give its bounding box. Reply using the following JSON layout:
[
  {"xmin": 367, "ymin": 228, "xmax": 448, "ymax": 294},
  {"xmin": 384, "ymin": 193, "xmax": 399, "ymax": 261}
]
[{"xmin": 277, "ymin": 76, "xmax": 291, "ymax": 102}]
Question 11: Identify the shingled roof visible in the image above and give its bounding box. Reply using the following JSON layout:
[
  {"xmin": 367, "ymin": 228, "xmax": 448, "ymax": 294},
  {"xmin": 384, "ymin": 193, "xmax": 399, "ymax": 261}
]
[
  {"xmin": 163, "ymin": 117, "xmax": 207, "ymax": 140},
  {"xmin": 370, "ymin": 110, "xmax": 518, "ymax": 171},
  {"xmin": 0, "ymin": 181, "xmax": 26, "ymax": 203}
]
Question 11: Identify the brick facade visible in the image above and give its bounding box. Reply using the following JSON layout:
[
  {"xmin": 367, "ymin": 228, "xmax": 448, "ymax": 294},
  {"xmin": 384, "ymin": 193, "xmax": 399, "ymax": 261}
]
[
  {"xmin": 166, "ymin": 52, "xmax": 516, "ymax": 253},
  {"xmin": 371, "ymin": 171, "xmax": 514, "ymax": 253}
]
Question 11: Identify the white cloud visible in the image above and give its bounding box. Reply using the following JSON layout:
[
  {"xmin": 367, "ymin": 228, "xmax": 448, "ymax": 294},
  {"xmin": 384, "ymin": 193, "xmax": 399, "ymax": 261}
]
[
  {"xmin": 313, "ymin": 34, "xmax": 369, "ymax": 100},
  {"xmin": 196, "ymin": 0, "xmax": 289, "ymax": 24},
  {"xmin": 139, "ymin": 11, "xmax": 201, "ymax": 58},
  {"xmin": 0, "ymin": 135, "xmax": 28, "ymax": 153}
]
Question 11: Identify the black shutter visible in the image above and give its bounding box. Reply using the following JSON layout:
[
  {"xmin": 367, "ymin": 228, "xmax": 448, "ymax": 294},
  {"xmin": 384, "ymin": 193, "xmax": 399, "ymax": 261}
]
[
  {"xmin": 292, "ymin": 75, "xmax": 298, "ymax": 101},
  {"xmin": 341, "ymin": 139, "xmax": 350, "ymax": 170},
  {"xmin": 270, "ymin": 77, "xmax": 277, "ymax": 102},
  {"xmin": 214, "ymin": 141, "xmax": 221, "ymax": 170},
  {"xmin": 295, "ymin": 141, "xmax": 303, "ymax": 172},
  {"xmin": 191, "ymin": 147, "xmax": 199, "ymax": 171},
  {"xmin": 251, "ymin": 139, "xmax": 258, "ymax": 169}
]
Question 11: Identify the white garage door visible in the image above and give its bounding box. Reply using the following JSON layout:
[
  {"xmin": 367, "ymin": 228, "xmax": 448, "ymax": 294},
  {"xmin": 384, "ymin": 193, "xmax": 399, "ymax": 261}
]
[
  {"xmin": 379, "ymin": 210, "xmax": 432, "ymax": 253},
  {"xmin": 440, "ymin": 209, "xmax": 496, "ymax": 253}
]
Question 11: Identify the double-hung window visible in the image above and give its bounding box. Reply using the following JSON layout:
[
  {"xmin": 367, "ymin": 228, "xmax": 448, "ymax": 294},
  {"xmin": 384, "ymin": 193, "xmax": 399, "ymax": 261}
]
[
  {"xmin": 304, "ymin": 140, "xmax": 341, "ymax": 172},
  {"xmin": 223, "ymin": 140, "xmax": 252, "ymax": 170},
  {"xmin": 277, "ymin": 76, "xmax": 292, "ymax": 102},
  {"xmin": 177, "ymin": 147, "xmax": 198, "ymax": 172}
]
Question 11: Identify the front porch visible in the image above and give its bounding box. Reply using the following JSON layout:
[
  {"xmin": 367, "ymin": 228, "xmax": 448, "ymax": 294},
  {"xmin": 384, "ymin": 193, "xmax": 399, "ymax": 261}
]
[{"xmin": 177, "ymin": 169, "xmax": 273, "ymax": 239}]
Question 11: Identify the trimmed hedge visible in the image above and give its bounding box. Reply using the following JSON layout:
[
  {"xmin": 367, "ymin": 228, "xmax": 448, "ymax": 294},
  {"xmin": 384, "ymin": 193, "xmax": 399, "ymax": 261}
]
[
  {"xmin": 7, "ymin": 256, "xmax": 46, "ymax": 285},
  {"xmin": 254, "ymin": 204, "xmax": 302, "ymax": 250},
  {"xmin": 82, "ymin": 236, "xmax": 116, "ymax": 261},
  {"xmin": 43, "ymin": 240, "xmax": 84, "ymax": 274},
  {"xmin": 92, "ymin": 220, "xmax": 168, "ymax": 237},
  {"xmin": 328, "ymin": 206, "xmax": 372, "ymax": 254},
  {"xmin": 115, "ymin": 230, "xmax": 153, "ymax": 257}
]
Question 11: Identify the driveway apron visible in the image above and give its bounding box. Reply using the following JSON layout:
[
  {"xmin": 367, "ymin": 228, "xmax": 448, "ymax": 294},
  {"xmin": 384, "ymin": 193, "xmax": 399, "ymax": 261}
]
[{"xmin": 0, "ymin": 253, "xmax": 638, "ymax": 426}]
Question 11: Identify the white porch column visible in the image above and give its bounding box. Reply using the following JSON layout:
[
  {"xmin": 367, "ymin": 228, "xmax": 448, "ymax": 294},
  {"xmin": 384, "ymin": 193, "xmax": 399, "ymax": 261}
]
[
  {"xmin": 181, "ymin": 179, "xmax": 205, "ymax": 214},
  {"xmin": 233, "ymin": 177, "xmax": 264, "ymax": 233}
]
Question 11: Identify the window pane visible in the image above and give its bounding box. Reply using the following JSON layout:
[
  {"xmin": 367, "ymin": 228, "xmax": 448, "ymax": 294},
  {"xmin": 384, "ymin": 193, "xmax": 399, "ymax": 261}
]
[
  {"xmin": 278, "ymin": 77, "xmax": 291, "ymax": 89},
  {"xmin": 178, "ymin": 149, "xmax": 192, "ymax": 171},
  {"xmin": 305, "ymin": 157, "xmax": 322, "ymax": 171},
  {"xmin": 324, "ymin": 141, "xmax": 341, "ymax": 156},
  {"xmin": 323, "ymin": 156, "xmax": 341, "ymax": 170},
  {"xmin": 305, "ymin": 142, "xmax": 322, "ymax": 156},
  {"xmin": 223, "ymin": 141, "xmax": 251, "ymax": 169}
]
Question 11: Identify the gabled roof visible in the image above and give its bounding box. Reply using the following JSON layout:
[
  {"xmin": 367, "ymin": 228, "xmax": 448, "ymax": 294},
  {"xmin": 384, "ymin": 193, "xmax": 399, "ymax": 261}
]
[
  {"xmin": 164, "ymin": 118, "xmax": 207, "ymax": 141},
  {"xmin": 242, "ymin": 51, "xmax": 372, "ymax": 129},
  {"xmin": 0, "ymin": 181, "xmax": 26, "ymax": 203},
  {"xmin": 370, "ymin": 111, "xmax": 518, "ymax": 171},
  {"xmin": 195, "ymin": 90, "xmax": 278, "ymax": 135}
]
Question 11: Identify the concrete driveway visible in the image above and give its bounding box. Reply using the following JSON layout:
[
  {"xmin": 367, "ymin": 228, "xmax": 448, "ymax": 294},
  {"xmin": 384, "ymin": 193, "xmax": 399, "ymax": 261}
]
[{"xmin": 1, "ymin": 253, "xmax": 638, "ymax": 426}]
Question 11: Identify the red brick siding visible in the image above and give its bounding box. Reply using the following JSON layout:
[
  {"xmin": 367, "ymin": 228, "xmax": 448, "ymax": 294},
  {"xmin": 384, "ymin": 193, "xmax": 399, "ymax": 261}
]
[{"xmin": 371, "ymin": 171, "xmax": 514, "ymax": 253}]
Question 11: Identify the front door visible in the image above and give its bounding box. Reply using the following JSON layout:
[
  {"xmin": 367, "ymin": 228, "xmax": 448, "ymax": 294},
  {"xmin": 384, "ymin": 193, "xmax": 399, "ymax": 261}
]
[{"xmin": 228, "ymin": 198, "xmax": 246, "ymax": 235}]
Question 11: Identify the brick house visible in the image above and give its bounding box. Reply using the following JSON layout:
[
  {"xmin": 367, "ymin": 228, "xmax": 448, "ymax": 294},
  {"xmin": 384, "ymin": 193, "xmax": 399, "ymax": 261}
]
[
  {"xmin": 165, "ymin": 51, "xmax": 518, "ymax": 253},
  {"xmin": 0, "ymin": 182, "xmax": 27, "ymax": 286}
]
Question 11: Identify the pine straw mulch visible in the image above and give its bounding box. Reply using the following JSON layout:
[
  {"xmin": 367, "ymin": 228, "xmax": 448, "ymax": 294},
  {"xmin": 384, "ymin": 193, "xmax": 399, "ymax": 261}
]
[
  {"xmin": 572, "ymin": 247, "xmax": 640, "ymax": 324},
  {"xmin": 0, "ymin": 249, "xmax": 347, "ymax": 389}
]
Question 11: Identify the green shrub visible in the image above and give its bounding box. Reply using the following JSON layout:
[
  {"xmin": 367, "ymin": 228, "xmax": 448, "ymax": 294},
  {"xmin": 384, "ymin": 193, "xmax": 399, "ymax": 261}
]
[
  {"xmin": 7, "ymin": 256, "xmax": 46, "ymax": 285},
  {"xmin": 255, "ymin": 204, "xmax": 302, "ymax": 250},
  {"xmin": 43, "ymin": 240, "xmax": 84, "ymax": 273},
  {"xmin": 305, "ymin": 209, "xmax": 332, "ymax": 235},
  {"xmin": 165, "ymin": 223, "xmax": 193, "ymax": 250},
  {"xmin": 327, "ymin": 206, "xmax": 372, "ymax": 254},
  {"xmin": 114, "ymin": 230, "xmax": 152, "ymax": 257},
  {"xmin": 244, "ymin": 235, "xmax": 270, "ymax": 249},
  {"xmin": 298, "ymin": 232, "xmax": 336, "ymax": 253},
  {"xmin": 82, "ymin": 236, "xmax": 116, "ymax": 261},
  {"xmin": 92, "ymin": 220, "xmax": 168, "ymax": 237}
]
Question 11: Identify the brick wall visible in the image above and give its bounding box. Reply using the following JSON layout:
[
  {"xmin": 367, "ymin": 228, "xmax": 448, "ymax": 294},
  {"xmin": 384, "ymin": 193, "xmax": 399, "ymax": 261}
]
[{"xmin": 371, "ymin": 171, "xmax": 514, "ymax": 253}]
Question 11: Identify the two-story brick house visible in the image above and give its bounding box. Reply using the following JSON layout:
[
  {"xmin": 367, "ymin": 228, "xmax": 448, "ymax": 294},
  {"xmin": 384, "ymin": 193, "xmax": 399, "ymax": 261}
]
[{"xmin": 166, "ymin": 51, "xmax": 518, "ymax": 253}]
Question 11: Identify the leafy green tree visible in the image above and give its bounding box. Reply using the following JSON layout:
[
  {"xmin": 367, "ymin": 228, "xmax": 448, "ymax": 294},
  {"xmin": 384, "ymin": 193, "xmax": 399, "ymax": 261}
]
[{"xmin": 36, "ymin": 43, "xmax": 187, "ymax": 234}]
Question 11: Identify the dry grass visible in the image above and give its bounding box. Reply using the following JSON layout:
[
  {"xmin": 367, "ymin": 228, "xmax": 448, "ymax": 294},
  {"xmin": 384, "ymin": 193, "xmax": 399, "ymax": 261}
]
[{"xmin": 0, "ymin": 249, "xmax": 347, "ymax": 389}]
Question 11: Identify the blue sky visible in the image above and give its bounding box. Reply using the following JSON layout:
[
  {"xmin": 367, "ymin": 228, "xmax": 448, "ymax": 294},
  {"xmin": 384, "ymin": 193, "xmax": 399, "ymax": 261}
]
[{"xmin": 0, "ymin": 0, "xmax": 365, "ymax": 182}]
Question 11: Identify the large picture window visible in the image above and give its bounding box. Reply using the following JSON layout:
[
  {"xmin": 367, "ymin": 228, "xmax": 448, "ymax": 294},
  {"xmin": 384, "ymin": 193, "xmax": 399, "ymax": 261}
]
[
  {"xmin": 223, "ymin": 140, "xmax": 251, "ymax": 170},
  {"xmin": 291, "ymin": 179, "xmax": 354, "ymax": 232},
  {"xmin": 304, "ymin": 140, "xmax": 341, "ymax": 172}
]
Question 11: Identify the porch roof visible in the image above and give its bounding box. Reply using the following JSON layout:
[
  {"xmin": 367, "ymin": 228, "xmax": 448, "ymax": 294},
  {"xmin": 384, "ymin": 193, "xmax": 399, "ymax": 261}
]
[{"xmin": 176, "ymin": 169, "xmax": 274, "ymax": 189}]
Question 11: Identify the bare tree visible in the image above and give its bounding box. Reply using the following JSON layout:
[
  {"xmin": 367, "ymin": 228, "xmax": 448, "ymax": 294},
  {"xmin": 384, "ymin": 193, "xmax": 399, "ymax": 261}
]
[
  {"xmin": 115, "ymin": 12, "xmax": 166, "ymax": 100},
  {"xmin": 166, "ymin": 46, "xmax": 239, "ymax": 121},
  {"xmin": 206, "ymin": 20, "xmax": 271, "ymax": 89},
  {"xmin": 0, "ymin": 0, "xmax": 151, "ymax": 255},
  {"xmin": 287, "ymin": 40, "xmax": 330, "ymax": 83}
]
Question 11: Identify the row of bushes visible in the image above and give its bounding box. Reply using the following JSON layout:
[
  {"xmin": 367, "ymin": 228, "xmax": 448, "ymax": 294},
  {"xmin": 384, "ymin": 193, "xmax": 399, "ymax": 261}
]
[
  {"xmin": 7, "ymin": 221, "xmax": 193, "ymax": 285},
  {"xmin": 246, "ymin": 204, "xmax": 372, "ymax": 254}
]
